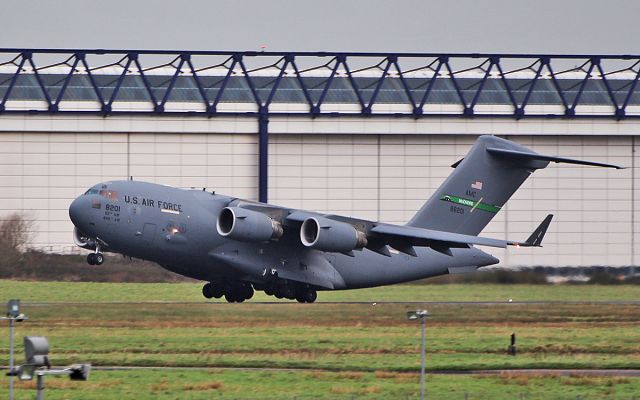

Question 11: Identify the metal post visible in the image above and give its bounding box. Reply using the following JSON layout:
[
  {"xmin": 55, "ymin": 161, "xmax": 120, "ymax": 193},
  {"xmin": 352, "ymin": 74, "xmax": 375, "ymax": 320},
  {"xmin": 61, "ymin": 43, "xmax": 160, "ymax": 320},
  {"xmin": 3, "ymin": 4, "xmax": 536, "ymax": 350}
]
[
  {"xmin": 420, "ymin": 317, "xmax": 425, "ymax": 400},
  {"xmin": 258, "ymin": 108, "xmax": 269, "ymax": 203},
  {"xmin": 8, "ymin": 318, "xmax": 15, "ymax": 400},
  {"xmin": 36, "ymin": 373, "xmax": 45, "ymax": 400}
]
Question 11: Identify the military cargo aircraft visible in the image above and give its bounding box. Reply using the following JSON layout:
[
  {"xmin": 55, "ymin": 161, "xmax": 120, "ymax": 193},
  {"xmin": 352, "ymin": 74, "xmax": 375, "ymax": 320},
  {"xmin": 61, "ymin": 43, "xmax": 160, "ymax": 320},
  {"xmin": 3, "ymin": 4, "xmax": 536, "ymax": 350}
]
[{"xmin": 69, "ymin": 135, "xmax": 621, "ymax": 303}]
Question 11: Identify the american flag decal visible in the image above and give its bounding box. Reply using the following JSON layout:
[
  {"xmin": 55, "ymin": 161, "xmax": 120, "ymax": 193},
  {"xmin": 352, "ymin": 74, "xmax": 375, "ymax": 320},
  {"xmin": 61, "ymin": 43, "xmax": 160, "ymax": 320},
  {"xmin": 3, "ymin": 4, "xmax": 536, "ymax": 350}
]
[{"xmin": 471, "ymin": 181, "xmax": 483, "ymax": 190}]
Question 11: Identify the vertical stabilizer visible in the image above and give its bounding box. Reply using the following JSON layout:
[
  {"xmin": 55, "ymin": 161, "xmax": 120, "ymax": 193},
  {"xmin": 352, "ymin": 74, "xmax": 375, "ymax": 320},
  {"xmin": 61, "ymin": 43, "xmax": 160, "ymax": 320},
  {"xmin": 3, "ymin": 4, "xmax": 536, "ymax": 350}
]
[
  {"xmin": 407, "ymin": 136, "xmax": 543, "ymax": 235},
  {"xmin": 407, "ymin": 135, "xmax": 620, "ymax": 235}
]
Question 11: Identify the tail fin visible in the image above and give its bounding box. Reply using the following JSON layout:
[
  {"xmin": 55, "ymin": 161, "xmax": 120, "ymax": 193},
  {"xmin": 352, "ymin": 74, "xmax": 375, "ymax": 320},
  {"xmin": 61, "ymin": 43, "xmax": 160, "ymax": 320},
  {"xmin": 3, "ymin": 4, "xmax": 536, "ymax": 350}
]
[{"xmin": 407, "ymin": 135, "xmax": 621, "ymax": 235}]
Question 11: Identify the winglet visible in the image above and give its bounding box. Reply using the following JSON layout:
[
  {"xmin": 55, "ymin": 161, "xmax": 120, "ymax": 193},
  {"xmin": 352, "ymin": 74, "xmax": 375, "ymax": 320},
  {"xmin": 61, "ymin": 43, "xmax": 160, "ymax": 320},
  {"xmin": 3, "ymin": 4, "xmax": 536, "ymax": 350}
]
[{"xmin": 508, "ymin": 214, "xmax": 553, "ymax": 248}]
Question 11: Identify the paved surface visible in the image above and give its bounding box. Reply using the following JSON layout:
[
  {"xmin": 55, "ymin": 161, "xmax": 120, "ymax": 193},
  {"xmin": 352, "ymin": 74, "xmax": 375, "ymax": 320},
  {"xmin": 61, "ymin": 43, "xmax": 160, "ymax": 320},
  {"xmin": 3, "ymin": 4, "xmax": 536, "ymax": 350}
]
[
  {"xmin": 88, "ymin": 366, "xmax": 640, "ymax": 376},
  {"xmin": 2, "ymin": 365, "xmax": 638, "ymax": 377},
  {"xmin": 23, "ymin": 301, "xmax": 640, "ymax": 305}
]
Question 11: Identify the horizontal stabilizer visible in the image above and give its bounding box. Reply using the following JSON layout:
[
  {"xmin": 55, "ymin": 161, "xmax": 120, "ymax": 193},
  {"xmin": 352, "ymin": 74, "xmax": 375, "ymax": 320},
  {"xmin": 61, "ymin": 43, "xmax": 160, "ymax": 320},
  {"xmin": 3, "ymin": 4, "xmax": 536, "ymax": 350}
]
[
  {"xmin": 487, "ymin": 147, "xmax": 624, "ymax": 169},
  {"xmin": 508, "ymin": 214, "xmax": 553, "ymax": 248}
]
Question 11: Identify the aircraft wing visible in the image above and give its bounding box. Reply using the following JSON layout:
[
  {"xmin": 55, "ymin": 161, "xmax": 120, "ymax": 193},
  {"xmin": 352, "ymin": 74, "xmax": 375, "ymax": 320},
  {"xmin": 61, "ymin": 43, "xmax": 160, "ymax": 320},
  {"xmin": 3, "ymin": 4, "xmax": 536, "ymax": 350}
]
[
  {"xmin": 368, "ymin": 214, "xmax": 552, "ymax": 256},
  {"xmin": 283, "ymin": 208, "xmax": 552, "ymax": 257},
  {"xmin": 226, "ymin": 201, "xmax": 551, "ymax": 257}
]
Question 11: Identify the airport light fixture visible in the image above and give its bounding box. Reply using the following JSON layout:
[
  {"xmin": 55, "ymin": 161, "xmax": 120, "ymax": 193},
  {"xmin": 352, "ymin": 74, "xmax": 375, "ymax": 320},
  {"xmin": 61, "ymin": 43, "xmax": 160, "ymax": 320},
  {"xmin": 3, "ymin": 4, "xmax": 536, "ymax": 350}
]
[
  {"xmin": 2, "ymin": 299, "xmax": 27, "ymax": 400},
  {"xmin": 15, "ymin": 336, "xmax": 91, "ymax": 400},
  {"xmin": 406, "ymin": 309, "xmax": 430, "ymax": 400}
]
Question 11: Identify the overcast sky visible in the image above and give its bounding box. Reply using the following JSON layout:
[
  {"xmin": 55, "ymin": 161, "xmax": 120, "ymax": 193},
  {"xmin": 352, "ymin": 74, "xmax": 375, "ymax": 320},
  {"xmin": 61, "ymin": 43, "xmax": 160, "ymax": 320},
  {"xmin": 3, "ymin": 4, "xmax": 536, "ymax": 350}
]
[{"xmin": 1, "ymin": 0, "xmax": 639, "ymax": 55}]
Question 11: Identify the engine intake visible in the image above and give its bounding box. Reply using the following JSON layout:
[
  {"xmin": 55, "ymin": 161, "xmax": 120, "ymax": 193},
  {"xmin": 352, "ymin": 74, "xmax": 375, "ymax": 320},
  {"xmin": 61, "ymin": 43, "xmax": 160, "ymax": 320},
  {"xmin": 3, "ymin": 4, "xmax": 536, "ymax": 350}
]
[
  {"xmin": 217, "ymin": 207, "xmax": 283, "ymax": 242},
  {"xmin": 300, "ymin": 216, "xmax": 367, "ymax": 253}
]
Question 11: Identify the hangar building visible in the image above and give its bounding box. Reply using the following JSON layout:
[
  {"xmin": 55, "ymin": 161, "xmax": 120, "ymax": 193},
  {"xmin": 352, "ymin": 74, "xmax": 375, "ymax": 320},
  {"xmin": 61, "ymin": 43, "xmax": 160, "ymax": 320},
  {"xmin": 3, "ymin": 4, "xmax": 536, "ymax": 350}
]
[{"xmin": 0, "ymin": 49, "xmax": 638, "ymax": 267}]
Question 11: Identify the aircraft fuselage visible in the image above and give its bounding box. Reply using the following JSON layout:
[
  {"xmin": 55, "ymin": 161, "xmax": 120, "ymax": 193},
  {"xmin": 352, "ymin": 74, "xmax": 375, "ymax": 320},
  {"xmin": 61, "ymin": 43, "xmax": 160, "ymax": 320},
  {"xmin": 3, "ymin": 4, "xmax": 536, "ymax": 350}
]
[{"xmin": 69, "ymin": 180, "xmax": 498, "ymax": 299}]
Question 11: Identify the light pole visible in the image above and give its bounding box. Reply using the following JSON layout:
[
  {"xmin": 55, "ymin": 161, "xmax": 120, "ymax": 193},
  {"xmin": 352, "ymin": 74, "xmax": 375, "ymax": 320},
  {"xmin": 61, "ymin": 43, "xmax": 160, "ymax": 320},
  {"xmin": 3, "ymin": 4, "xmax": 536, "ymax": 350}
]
[
  {"xmin": 2, "ymin": 299, "xmax": 27, "ymax": 400},
  {"xmin": 407, "ymin": 309, "xmax": 429, "ymax": 400}
]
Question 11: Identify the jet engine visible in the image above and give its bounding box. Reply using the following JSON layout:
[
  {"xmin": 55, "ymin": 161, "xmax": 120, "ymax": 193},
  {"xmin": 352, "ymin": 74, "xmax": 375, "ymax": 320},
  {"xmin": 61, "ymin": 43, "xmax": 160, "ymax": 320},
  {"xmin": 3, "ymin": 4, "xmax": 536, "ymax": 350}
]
[
  {"xmin": 216, "ymin": 207, "xmax": 283, "ymax": 242},
  {"xmin": 300, "ymin": 216, "xmax": 367, "ymax": 253},
  {"xmin": 73, "ymin": 227, "xmax": 95, "ymax": 249}
]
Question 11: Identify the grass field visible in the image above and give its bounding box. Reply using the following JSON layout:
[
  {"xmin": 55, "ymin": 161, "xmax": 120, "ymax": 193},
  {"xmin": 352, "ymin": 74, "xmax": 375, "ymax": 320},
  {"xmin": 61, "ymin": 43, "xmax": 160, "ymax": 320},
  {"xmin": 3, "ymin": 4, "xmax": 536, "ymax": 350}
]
[
  {"xmin": 1, "ymin": 280, "xmax": 639, "ymax": 302},
  {"xmin": 2, "ymin": 369, "xmax": 639, "ymax": 400},
  {"xmin": 0, "ymin": 281, "xmax": 639, "ymax": 398}
]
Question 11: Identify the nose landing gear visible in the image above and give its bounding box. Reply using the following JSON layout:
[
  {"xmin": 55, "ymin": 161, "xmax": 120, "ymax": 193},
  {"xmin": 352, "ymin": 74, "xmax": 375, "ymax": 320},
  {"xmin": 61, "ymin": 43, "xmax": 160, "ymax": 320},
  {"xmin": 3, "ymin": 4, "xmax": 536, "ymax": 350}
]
[
  {"xmin": 86, "ymin": 243, "xmax": 104, "ymax": 266},
  {"xmin": 86, "ymin": 252, "xmax": 104, "ymax": 265}
]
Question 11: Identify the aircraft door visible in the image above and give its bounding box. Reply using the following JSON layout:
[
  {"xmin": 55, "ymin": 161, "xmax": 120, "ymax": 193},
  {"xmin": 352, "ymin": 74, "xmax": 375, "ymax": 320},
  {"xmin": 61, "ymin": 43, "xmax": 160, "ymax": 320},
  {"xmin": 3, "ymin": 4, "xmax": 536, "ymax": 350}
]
[{"xmin": 141, "ymin": 223, "xmax": 157, "ymax": 245}]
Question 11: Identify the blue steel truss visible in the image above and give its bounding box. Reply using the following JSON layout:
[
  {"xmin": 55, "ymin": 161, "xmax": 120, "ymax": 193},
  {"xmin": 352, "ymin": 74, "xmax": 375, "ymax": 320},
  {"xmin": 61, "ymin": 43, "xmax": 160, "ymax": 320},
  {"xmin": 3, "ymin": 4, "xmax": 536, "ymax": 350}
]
[
  {"xmin": 3, "ymin": 49, "xmax": 640, "ymax": 203},
  {"xmin": 1, "ymin": 49, "xmax": 640, "ymax": 119}
]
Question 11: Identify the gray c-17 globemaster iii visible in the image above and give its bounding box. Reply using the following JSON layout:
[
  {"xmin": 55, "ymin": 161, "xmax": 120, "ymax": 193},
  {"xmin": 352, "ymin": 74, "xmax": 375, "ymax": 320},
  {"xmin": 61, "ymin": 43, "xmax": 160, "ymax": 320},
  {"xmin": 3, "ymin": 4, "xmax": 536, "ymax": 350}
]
[{"xmin": 68, "ymin": 136, "xmax": 622, "ymax": 303}]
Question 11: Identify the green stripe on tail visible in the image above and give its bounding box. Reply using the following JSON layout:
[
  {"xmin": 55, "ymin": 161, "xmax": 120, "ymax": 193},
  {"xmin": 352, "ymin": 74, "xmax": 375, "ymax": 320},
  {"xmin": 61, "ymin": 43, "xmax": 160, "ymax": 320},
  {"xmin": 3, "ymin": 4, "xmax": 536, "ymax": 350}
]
[{"xmin": 441, "ymin": 195, "xmax": 501, "ymax": 214}]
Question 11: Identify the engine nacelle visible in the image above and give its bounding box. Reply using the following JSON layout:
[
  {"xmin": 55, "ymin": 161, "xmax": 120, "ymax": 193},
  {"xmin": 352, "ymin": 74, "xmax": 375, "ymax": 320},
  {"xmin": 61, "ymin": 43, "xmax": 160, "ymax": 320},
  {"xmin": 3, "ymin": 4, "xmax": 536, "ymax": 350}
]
[
  {"xmin": 216, "ymin": 207, "xmax": 283, "ymax": 242},
  {"xmin": 300, "ymin": 216, "xmax": 367, "ymax": 253},
  {"xmin": 73, "ymin": 227, "xmax": 95, "ymax": 249}
]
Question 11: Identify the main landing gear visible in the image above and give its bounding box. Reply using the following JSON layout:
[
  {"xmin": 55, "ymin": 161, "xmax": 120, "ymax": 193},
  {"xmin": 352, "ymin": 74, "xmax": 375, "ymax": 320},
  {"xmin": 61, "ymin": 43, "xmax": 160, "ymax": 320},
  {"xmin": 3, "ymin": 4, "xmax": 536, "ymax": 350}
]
[
  {"xmin": 202, "ymin": 281, "xmax": 254, "ymax": 303},
  {"xmin": 257, "ymin": 269, "xmax": 317, "ymax": 303},
  {"xmin": 262, "ymin": 281, "xmax": 317, "ymax": 303},
  {"xmin": 202, "ymin": 281, "xmax": 317, "ymax": 303}
]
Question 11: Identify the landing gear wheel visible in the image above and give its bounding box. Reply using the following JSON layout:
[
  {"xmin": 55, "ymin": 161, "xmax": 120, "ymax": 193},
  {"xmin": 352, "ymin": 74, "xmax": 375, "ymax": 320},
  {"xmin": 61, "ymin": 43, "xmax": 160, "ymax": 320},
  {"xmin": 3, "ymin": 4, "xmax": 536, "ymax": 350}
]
[
  {"xmin": 282, "ymin": 286, "xmax": 295, "ymax": 300},
  {"xmin": 225, "ymin": 293, "xmax": 243, "ymax": 303},
  {"xmin": 202, "ymin": 283, "xmax": 214, "ymax": 299},
  {"xmin": 242, "ymin": 284, "xmax": 254, "ymax": 300},
  {"xmin": 94, "ymin": 253, "xmax": 104, "ymax": 265},
  {"xmin": 223, "ymin": 283, "xmax": 254, "ymax": 303},
  {"xmin": 296, "ymin": 289, "xmax": 317, "ymax": 303},
  {"xmin": 211, "ymin": 286, "xmax": 224, "ymax": 299},
  {"xmin": 305, "ymin": 289, "xmax": 317, "ymax": 303},
  {"xmin": 86, "ymin": 253, "xmax": 96, "ymax": 265}
]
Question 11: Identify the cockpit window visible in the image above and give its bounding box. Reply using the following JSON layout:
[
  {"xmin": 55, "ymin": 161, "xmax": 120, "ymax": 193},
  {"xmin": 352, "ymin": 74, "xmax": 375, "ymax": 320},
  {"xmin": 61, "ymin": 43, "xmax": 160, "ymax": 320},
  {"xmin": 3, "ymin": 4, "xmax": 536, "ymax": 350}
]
[
  {"xmin": 99, "ymin": 190, "xmax": 118, "ymax": 200},
  {"xmin": 84, "ymin": 189, "xmax": 99, "ymax": 195}
]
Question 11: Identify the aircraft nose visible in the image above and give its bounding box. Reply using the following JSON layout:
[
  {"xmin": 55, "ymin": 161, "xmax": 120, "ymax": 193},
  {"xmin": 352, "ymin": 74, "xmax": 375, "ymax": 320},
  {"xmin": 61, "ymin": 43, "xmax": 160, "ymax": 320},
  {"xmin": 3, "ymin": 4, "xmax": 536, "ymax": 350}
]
[{"xmin": 69, "ymin": 196, "xmax": 86, "ymax": 227}]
